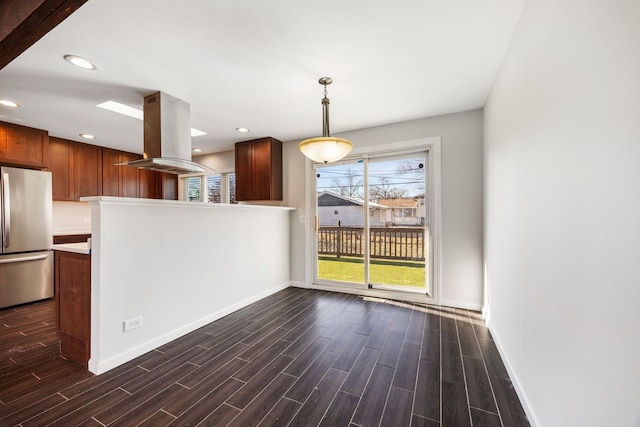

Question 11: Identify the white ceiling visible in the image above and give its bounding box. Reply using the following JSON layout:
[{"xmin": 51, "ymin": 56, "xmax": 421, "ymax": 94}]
[{"xmin": 0, "ymin": 0, "xmax": 525, "ymax": 155}]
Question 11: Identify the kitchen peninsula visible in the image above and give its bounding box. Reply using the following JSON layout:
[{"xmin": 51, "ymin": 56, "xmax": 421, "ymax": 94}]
[{"xmin": 79, "ymin": 196, "xmax": 293, "ymax": 374}]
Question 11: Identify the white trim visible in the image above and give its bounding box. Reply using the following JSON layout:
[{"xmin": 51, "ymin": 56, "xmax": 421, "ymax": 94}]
[
  {"xmin": 439, "ymin": 298, "xmax": 482, "ymax": 311},
  {"xmin": 484, "ymin": 317, "xmax": 539, "ymax": 427},
  {"xmin": 89, "ymin": 281, "xmax": 289, "ymax": 374}
]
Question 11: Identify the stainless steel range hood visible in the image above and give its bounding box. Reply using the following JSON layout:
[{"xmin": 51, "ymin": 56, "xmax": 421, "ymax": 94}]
[{"xmin": 122, "ymin": 91, "xmax": 212, "ymax": 175}]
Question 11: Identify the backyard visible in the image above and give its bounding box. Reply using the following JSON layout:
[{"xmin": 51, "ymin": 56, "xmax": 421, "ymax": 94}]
[{"xmin": 318, "ymin": 255, "xmax": 426, "ymax": 288}]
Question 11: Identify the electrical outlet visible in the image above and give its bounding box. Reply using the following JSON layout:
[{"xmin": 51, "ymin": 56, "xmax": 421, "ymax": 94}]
[
  {"xmin": 123, "ymin": 316, "xmax": 143, "ymax": 332},
  {"xmin": 83, "ymin": 216, "xmax": 91, "ymax": 223},
  {"xmin": 299, "ymin": 215, "xmax": 306, "ymax": 223}
]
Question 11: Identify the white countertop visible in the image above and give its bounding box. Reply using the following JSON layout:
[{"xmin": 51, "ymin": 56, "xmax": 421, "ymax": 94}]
[
  {"xmin": 51, "ymin": 242, "xmax": 91, "ymax": 255},
  {"xmin": 53, "ymin": 230, "xmax": 91, "ymax": 236}
]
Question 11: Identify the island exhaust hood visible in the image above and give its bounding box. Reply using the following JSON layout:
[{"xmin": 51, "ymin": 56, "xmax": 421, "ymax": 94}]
[{"xmin": 121, "ymin": 91, "xmax": 212, "ymax": 175}]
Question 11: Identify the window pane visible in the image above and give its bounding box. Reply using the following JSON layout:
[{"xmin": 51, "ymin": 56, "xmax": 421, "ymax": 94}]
[
  {"xmin": 207, "ymin": 175, "xmax": 222, "ymax": 203},
  {"xmin": 187, "ymin": 177, "xmax": 201, "ymax": 202},
  {"xmin": 229, "ymin": 173, "xmax": 236, "ymax": 204}
]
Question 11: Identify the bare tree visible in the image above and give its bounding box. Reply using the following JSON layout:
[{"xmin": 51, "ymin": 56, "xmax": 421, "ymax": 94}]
[
  {"xmin": 370, "ymin": 177, "xmax": 408, "ymax": 201},
  {"xmin": 331, "ymin": 168, "xmax": 363, "ymax": 198},
  {"xmin": 396, "ymin": 159, "xmax": 425, "ymax": 192}
]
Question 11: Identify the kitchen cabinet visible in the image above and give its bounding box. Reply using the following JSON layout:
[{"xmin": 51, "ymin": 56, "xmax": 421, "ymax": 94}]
[
  {"xmin": 55, "ymin": 250, "xmax": 91, "ymax": 367},
  {"xmin": 235, "ymin": 137, "xmax": 282, "ymax": 201},
  {"xmin": 49, "ymin": 137, "xmax": 74, "ymax": 200},
  {"xmin": 74, "ymin": 142, "xmax": 102, "ymax": 198},
  {"xmin": 49, "ymin": 137, "xmax": 102, "ymax": 201},
  {"xmin": 0, "ymin": 121, "xmax": 49, "ymax": 168},
  {"xmin": 101, "ymin": 148, "xmax": 120, "ymax": 197},
  {"xmin": 102, "ymin": 149, "xmax": 161, "ymax": 198}
]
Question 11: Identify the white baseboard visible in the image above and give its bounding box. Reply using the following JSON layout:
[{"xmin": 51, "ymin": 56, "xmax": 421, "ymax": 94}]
[
  {"xmin": 439, "ymin": 297, "xmax": 482, "ymax": 311},
  {"xmin": 89, "ymin": 282, "xmax": 290, "ymax": 375},
  {"xmin": 484, "ymin": 317, "xmax": 539, "ymax": 427},
  {"xmin": 289, "ymin": 281, "xmax": 310, "ymax": 289}
]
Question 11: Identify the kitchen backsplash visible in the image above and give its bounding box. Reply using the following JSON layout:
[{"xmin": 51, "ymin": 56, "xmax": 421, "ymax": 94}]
[{"xmin": 52, "ymin": 201, "xmax": 91, "ymax": 235}]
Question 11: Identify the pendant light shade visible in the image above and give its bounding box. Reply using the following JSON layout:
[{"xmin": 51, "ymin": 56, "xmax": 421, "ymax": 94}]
[{"xmin": 298, "ymin": 77, "xmax": 353, "ymax": 163}]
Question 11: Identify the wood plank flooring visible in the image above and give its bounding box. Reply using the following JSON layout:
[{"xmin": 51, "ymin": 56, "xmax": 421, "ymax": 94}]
[{"xmin": 0, "ymin": 288, "xmax": 530, "ymax": 426}]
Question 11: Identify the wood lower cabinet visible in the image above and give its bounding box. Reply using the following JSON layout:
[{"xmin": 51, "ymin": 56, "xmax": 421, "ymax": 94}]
[
  {"xmin": 0, "ymin": 121, "xmax": 49, "ymax": 168},
  {"xmin": 55, "ymin": 250, "xmax": 91, "ymax": 368},
  {"xmin": 49, "ymin": 137, "xmax": 102, "ymax": 200},
  {"xmin": 235, "ymin": 137, "xmax": 282, "ymax": 201}
]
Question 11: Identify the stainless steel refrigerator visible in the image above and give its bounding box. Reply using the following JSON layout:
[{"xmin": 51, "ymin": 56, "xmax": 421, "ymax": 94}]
[{"xmin": 0, "ymin": 166, "xmax": 53, "ymax": 309}]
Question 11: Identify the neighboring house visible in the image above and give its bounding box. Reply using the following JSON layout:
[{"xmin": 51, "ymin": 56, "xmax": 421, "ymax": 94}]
[
  {"xmin": 377, "ymin": 196, "xmax": 426, "ymax": 226},
  {"xmin": 317, "ymin": 191, "xmax": 389, "ymax": 227}
]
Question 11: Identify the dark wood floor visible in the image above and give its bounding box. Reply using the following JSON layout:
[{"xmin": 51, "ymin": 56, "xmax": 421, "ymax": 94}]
[{"xmin": 0, "ymin": 288, "xmax": 529, "ymax": 427}]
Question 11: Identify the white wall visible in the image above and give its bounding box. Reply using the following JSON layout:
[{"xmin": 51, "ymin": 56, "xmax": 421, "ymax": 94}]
[
  {"xmin": 484, "ymin": 0, "xmax": 640, "ymax": 426},
  {"xmin": 193, "ymin": 149, "xmax": 235, "ymax": 172},
  {"xmin": 285, "ymin": 109, "xmax": 484, "ymax": 309},
  {"xmin": 85, "ymin": 197, "xmax": 292, "ymax": 374},
  {"xmin": 52, "ymin": 201, "xmax": 91, "ymax": 234}
]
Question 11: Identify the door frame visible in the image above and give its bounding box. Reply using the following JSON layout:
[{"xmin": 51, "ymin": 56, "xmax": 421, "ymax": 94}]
[{"xmin": 306, "ymin": 137, "xmax": 442, "ymax": 305}]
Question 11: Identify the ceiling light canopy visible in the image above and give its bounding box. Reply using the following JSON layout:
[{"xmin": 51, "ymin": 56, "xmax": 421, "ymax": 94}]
[
  {"xmin": 0, "ymin": 99, "xmax": 20, "ymax": 108},
  {"xmin": 298, "ymin": 77, "xmax": 352, "ymax": 164},
  {"xmin": 64, "ymin": 54, "xmax": 97, "ymax": 70}
]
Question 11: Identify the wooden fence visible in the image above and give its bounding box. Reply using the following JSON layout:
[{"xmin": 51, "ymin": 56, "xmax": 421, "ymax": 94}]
[{"xmin": 318, "ymin": 226, "xmax": 425, "ymax": 261}]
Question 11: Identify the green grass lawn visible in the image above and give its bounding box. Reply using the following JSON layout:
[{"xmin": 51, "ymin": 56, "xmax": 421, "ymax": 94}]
[{"xmin": 318, "ymin": 256, "xmax": 425, "ymax": 288}]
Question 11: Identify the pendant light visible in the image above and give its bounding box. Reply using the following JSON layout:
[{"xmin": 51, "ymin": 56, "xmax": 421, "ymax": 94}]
[{"xmin": 298, "ymin": 77, "xmax": 353, "ymax": 163}]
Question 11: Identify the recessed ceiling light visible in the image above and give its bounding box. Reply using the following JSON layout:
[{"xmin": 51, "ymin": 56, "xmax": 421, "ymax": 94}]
[
  {"xmin": 97, "ymin": 100, "xmax": 206, "ymax": 137},
  {"xmin": 236, "ymin": 127, "xmax": 250, "ymax": 133},
  {"xmin": 192, "ymin": 148, "xmax": 203, "ymax": 153},
  {"xmin": 0, "ymin": 99, "xmax": 20, "ymax": 108},
  {"xmin": 64, "ymin": 55, "xmax": 97, "ymax": 70},
  {"xmin": 79, "ymin": 133, "xmax": 96, "ymax": 140}
]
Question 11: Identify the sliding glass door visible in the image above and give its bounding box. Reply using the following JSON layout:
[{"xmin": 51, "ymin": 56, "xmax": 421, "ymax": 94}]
[{"xmin": 314, "ymin": 150, "xmax": 430, "ymax": 295}]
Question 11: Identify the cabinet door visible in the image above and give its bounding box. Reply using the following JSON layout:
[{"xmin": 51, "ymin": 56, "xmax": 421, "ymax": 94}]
[
  {"xmin": 251, "ymin": 138, "xmax": 273, "ymax": 199},
  {"xmin": 235, "ymin": 137, "xmax": 282, "ymax": 201},
  {"xmin": 74, "ymin": 143, "xmax": 102, "ymax": 198},
  {"xmin": 1, "ymin": 122, "xmax": 49, "ymax": 168},
  {"xmin": 120, "ymin": 152, "xmax": 140, "ymax": 198},
  {"xmin": 101, "ymin": 148, "xmax": 121, "ymax": 196},
  {"xmin": 49, "ymin": 138, "xmax": 74, "ymax": 201},
  {"xmin": 55, "ymin": 251, "xmax": 91, "ymax": 367},
  {"xmin": 138, "ymin": 169, "xmax": 156, "ymax": 199},
  {"xmin": 235, "ymin": 140, "xmax": 253, "ymax": 201}
]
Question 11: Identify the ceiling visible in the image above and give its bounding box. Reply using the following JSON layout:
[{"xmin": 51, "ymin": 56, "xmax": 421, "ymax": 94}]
[{"xmin": 0, "ymin": 0, "xmax": 525, "ymax": 155}]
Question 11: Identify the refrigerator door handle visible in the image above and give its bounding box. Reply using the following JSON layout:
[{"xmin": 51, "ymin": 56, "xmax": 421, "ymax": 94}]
[
  {"xmin": 0, "ymin": 253, "xmax": 48, "ymax": 264},
  {"xmin": 2, "ymin": 173, "xmax": 9, "ymax": 248}
]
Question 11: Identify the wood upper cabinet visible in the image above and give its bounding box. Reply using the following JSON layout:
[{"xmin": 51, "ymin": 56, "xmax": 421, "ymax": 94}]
[
  {"xmin": 49, "ymin": 137, "xmax": 74, "ymax": 200},
  {"xmin": 119, "ymin": 151, "xmax": 140, "ymax": 198},
  {"xmin": 49, "ymin": 137, "xmax": 101, "ymax": 201},
  {"xmin": 101, "ymin": 148, "xmax": 120, "ymax": 197},
  {"xmin": 102, "ymin": 149, "xmax": 158, "ymax": 198},
  {"xmin": 51, "ymin": 140, "xmax": 168, "ymax": 201},
  {"xmin": 0, "ymin": 121, "xmax": 49, "ymax": 168},
  {"xmin": 74, "ymin": 142, "xmax": 102, "ymax": 198},
  {"xmin": 235, "ymin": 137, "xmax": 282, "ymax": 201},
  {"xmin": 139, "ymin": 169, "xmax": 157, "ymax": 199}
]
